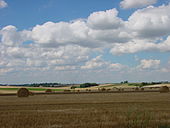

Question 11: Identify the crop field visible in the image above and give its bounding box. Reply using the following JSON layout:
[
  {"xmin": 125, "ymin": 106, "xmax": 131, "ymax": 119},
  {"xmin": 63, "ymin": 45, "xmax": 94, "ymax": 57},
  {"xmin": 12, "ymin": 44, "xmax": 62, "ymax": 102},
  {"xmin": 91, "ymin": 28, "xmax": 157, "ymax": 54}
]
[
  {"xmin": 0, "ymin": 92, "xmax": 170, "ymax": 128},
  {"xmin": 0, "ymin": 87, "xmax": 64, "ymax": 91},
  {"xmin": 0, "ymin": 86, "xmax": 65, "ymax": 94}
]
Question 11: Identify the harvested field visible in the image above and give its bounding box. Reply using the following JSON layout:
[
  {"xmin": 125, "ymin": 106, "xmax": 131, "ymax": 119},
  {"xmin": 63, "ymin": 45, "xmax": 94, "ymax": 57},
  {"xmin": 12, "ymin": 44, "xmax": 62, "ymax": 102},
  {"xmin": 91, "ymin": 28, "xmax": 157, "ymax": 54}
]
[
  {"xmin": 0, "ymin": 86, "xmax": 65, "ymax": 94},
  {"xmin": 0, "ymin": 92, "xmax": 170, "ymax": 128}
]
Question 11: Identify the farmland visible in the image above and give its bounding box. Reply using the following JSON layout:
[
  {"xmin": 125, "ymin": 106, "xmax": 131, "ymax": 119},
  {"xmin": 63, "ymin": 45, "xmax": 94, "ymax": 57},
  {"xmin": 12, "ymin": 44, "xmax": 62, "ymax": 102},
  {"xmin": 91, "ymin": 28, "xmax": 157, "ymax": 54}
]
[
  {"xmin": 0, "ymin": 86, "xmax": 65, "ymax": 94},
  {"xmin": 0, "ymin": 92, "xmax": 170, "ymax": 128}
]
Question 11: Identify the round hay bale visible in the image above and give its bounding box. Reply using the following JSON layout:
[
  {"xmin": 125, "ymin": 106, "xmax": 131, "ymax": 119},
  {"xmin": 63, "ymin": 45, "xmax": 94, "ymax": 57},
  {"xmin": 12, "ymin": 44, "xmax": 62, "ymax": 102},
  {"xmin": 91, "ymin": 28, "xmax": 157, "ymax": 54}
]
[
  {"xmin": 159, "ymin": 86, "xmax": 169, "ymax": 93},
  {"xmin": 107, "ymin": 89, "xmax": 111, "ymax": 92},
  {"xmin": 135, "ymin": 87, "xmax": 139, "ymax": 91},
  {"xmin": 17, "ymin": 88, "xmax": 29, "ymax": 97},
  {"xmin": 45, "ymin": 89, "xmax": 52, "ymax": 93},
  {"xmin": 101, "ymin": 88, "xmax": 106, "ymax": 91}
]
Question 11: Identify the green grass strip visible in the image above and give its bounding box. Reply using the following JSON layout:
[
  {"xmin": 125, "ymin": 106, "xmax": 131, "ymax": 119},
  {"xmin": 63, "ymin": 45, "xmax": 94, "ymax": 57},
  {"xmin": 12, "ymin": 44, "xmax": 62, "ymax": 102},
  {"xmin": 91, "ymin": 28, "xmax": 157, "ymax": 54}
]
[{"xmin": 0, "ymin": 88, "xmax": 64, "ymax": 92}]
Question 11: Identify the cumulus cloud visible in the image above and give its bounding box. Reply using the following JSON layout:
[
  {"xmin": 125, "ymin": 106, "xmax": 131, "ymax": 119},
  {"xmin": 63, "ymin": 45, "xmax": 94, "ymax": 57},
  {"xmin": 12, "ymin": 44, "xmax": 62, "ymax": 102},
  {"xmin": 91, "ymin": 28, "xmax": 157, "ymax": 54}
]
[
  {"xmin": 31, "ymin": 20, "xmax": 105, "ymax": 48},
  {"xmin": 0, "ymin": 0, "xmax": 7, "ymax": 8},
  {"xmin": 81, "ymin": 56, "xmax": 125, "ymax": 71},
  {"xmin": 30, "ymin": 9, "xmax": 128, "ymax": 48},
  {"xmin": 1, "ymin": 4, "xmax": 170, "ymax": 51},
  {"xmin": 0, "ymin": 25, "xmax": 31, "ymax": 46},
  {"xmin": 157, "ymin": 36, "xmax": 170, "ymax": 52},
  {"xmin": 0, "ymin": 41, "xmax": 91, "ymax": 74},
  {"xmin": 81, "ymin": 56, "xmax": 107, "ymax": 69},
  {"xmin": 109, "ymin": 63, "xmax": 126, "ymax": 71},
  {"xmin": 1, "ymin": 4, "xmax": 170, "ymax": 78},
  {"xmin": 87, "ymin": 9, "xmax": 123, "ymax": 30},
  {"xmin": 120, "ymin": 0, "xmax": 157, "ymax": 9},
  {"xmin": 0, "ymin": 8, "xmax": 129, "ymax": 49},
  {"xmin": 127, "ymin": 4, "xmax": 170, "ymax": 38},
  {"xmin": 137, "ymin": 59, "xmax": 160, "ymax": 69},
  {"xmin": 110, "ymin": 36, "xmax": 170, "ymax": 55},
  {"xmin": 31, "ymin": 21, "xmax": 88, "ymax": 46},
  {"xmin": 110, "ymin": 40, "xmax": 156, "ymax": 55}
]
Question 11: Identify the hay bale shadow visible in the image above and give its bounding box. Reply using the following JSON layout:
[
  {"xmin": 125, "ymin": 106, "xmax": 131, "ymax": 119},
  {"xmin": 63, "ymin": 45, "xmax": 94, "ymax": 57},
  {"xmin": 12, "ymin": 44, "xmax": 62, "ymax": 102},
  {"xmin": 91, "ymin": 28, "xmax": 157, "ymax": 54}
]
[
  {"xmin": 159, "ymin": 86, "xmax": 169, "ymax": 93},
  {"xmin": 29, "ymin": 91, "xmax": 34, "ymax": 96}
]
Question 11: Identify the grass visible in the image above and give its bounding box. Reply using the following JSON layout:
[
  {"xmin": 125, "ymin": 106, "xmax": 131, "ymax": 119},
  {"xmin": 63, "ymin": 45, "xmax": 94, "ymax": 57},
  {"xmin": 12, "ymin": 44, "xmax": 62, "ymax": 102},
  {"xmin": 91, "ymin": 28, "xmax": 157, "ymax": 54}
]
[
  {"xmin": 0, "ymin": 92, "xmax": 170, "ymax": 128},
  {"xmin": 0, "ymin": 87, "xmax": 64, "ymax": 92},
  {"xmin": 128, "ymin": 83, "xmax": 143, "ymax": 87},
  {"xmin": 28, "ymin": 88, "xmax": 64, "ymax": 91},
  {"xmin": 100, "ymin": 84, "xmax": 115, "ymax": 88}
]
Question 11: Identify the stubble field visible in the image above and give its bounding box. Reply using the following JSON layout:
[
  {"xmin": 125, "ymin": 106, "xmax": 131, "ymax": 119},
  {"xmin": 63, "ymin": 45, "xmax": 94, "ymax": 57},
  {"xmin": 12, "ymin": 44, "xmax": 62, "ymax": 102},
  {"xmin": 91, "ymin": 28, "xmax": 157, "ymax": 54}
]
[{"xmin": 0, "ymin": 92, "xmax": 170, "ymax": 128}]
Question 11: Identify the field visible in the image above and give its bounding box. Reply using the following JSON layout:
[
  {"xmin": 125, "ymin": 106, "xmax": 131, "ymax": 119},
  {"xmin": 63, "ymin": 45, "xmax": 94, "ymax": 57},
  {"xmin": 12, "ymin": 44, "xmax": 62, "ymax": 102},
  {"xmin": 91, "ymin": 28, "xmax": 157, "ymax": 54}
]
[
  {"xmin": 0, "ymin": 86, "xmax": 65, "ymax": 94},
  {"xmin": 0, "ymin": 92, "xmax": 170, "ymax": 128},
  {"xmin": 1, "ymin": 84, "xmax": 170, "ymax": 94}
]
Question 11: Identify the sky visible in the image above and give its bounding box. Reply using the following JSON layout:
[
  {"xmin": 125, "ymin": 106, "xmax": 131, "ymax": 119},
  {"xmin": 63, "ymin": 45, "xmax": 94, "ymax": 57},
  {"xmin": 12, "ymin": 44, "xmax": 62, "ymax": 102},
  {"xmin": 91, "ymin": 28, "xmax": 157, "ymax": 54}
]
[{"xmin": 0, "ymin": 0, "xmax": 170, "ymax": 84}]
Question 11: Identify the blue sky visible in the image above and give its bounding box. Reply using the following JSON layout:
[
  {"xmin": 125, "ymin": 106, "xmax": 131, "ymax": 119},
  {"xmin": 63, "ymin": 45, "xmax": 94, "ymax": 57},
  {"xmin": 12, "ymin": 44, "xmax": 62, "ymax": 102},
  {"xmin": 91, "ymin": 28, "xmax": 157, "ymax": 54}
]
[
  {"xmin": 0, "ymin": 0, "xmax": 170, "ymax": 84},
  {"xmin": 0, "ymin": 0, "xmax": 120, "ymax": 29},
  {"xmin": 1, "ymin": 0, "xmax": 167, "ymax": 29}
]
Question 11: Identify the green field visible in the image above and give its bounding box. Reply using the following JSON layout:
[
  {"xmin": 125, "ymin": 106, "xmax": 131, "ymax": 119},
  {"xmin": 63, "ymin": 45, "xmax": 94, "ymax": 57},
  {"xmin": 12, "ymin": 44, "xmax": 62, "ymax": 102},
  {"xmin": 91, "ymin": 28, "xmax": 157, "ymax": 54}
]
[
  {"xmin": 0, "ymin": 87, "xmax": 64, "ymax": 92},
  {"xmin": 0, "ymin": 92, "xmax": 170, "ymax": 128}
]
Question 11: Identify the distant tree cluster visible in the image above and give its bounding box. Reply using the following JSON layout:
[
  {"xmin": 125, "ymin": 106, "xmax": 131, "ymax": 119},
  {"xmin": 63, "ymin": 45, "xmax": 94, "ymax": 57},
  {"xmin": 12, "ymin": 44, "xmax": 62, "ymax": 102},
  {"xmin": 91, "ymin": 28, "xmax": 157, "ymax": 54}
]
[
  {"xmin": 25, "ymin": 83, "xmax": 61, "ymax": 87},
  {"xmin": 141, "ymin": 81, "xmax": 169, "ymax": 86},
  {"xmin": 121, "ymin": 81, "xmax": 128, "ymax": 84},
  {"xmin": 0, "ymin": 83, "xmax": 71, "ymax": 87},
  {"xmin": 128, "ymin": 81, "xmax": 169, "ymax": 87},
  {"xmin": 70, "ymin": 86, "xmax": 77, "ymax": 89},
  {"xmin": 80, "ymin": 83, "xmax": 98, "ymax": 88}
]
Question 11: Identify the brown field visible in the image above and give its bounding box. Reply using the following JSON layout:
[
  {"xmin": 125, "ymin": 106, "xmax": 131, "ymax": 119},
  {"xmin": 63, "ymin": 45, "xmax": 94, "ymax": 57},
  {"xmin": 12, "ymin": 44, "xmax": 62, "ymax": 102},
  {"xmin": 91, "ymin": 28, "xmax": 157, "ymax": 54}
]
[{"xmin": 0, "ymin": 92, "xmax": 170, "ymax": 128}]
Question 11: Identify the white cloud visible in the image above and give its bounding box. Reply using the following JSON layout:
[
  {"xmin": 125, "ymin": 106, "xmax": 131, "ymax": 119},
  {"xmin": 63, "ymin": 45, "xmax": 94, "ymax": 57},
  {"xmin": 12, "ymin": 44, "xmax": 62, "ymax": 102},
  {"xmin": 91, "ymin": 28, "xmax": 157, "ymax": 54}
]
[
  {"xmin": 81, "ymin": 56, "xmax": 125, "ymax": 71},
  {"xmin": 0, "ymin": 68, "xmax": 13, "ymax": 75},
  {"xmin": 110, "ymin": 39, "xmax": 157, "ymax": 55},
  {"xmin": 1, "ymin": 4, "xmax": 170, "ymax": 53},
  {"xmin": 30, "ymin": 9, "xmax": 127, "ymax": 48},
  {"xmin": 1, "ymin": 4, "xmax": 170, "ymax": 80},
  {"xmin": 137, "ymin": 59, "xmax": 160, "ymax": 69},
  {"xmin": 0, "ymin": 43, "xmax": 91, "ymax": 73},
  {"xmin": 0, "ymin": 25, "xmax": 31, "ymax": 46},
  {"xmin": 31, "ymin": 20, "xmax": 98, "ymax": 48},
  {"xmin": 127, "ymin": 4, "xmax": 170, "ymax": 38},
  {"xmin": 87, "ymin": 9, "xmax": 123, "ymax": 30},
  {"xmin": 109, "ymin": 63, "xmax": 126, "ymax": 71},
  {"xmin": 157, "ymin": 36, "xmax": 170, "ymax": 52},
  {"xmin": 110, "ymin": 35, "xmax": 170, "ymax": 55},
  {"xmin": 88, "ymin": 29, "xmax": 131, "ymax": 44},
  {"xmin": 120, "ymin": 0, "xmax": 157, "ymax": 9},
  {"xmin": 0, "ymin": 0, "xmax": 7, "ymax": 8},
  {"xmin": 55, "ymin": 65, "xmax": 77, "ymax": 71},
  {"xmin": 81, "ymin": 56, "xmax": 106, "ymax": 69}
]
